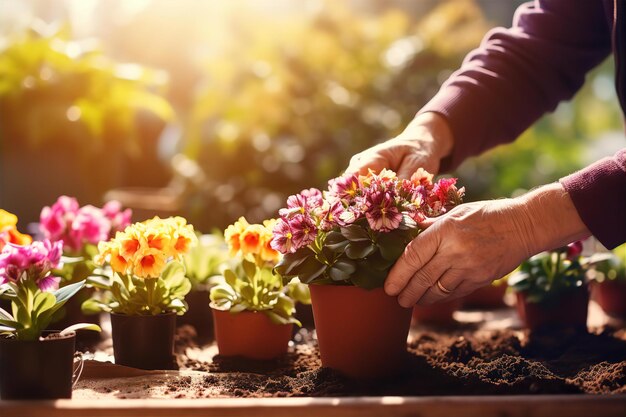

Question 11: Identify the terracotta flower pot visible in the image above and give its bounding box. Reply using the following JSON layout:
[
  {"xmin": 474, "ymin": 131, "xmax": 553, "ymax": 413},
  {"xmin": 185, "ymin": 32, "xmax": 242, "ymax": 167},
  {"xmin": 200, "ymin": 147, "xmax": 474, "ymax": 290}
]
[
  {"xmin": 212, "ymin": 309, "xmax": 292, "ymax": 360},
  {"xmin": 176, "ymin": 289, "xmax": 214, "ymax": 342},
  {"xmin": 110, "ymin": 312, "xmax": 177, "ymax": 370},
  {"xmin": 0, "ymin": 332, "xmax": 78, "ymax": 399},
  {"xmin": 515, "ymin": 286, "xmax": 589, "ymax": 331},
  {"xmin": 309, "ymin": 285, "xmax": 412, "ymax": 379},
  {"xmin": 462, "ymin": 283, "xmax": 507, "ymax": 309},
  {"xmin": 411, "ymin": 298, "xmax": 462, "ymax": 326},
  {"xmin": 593, "ymin": 280, "xmax": 626, "ymax": 318}
]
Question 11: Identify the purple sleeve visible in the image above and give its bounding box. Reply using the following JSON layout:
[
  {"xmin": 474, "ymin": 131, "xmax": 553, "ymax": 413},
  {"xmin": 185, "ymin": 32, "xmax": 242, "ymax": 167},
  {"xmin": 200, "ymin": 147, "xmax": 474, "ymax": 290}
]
[
  {"xmin": 560, "ymin": 149, "xmax": 626, "ymax": 249},
  {"xmin": 419, "ymin": 0, "xmax": 611, "ymax": 171}
]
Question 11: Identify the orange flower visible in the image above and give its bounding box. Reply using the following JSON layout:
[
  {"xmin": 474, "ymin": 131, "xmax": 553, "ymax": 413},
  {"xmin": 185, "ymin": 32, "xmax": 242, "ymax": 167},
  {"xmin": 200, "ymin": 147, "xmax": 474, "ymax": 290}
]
[
  {"xmin": 224, "ymin": 217, "xmax": 250, "ymax": 255},
  {"xmin": 134, "ymin": 249, "xmax": 166, "ymax": 279},
  {"xmin": 119, "ymin": 232, "xmax": 142, "ymax": 259},
  {"xmin": 239, "ymin": 224, "xmax": 266, "ymax": 255},
  {"xmin": 109, "ymin": 245, "xmax": 131, "ymax": 275}
]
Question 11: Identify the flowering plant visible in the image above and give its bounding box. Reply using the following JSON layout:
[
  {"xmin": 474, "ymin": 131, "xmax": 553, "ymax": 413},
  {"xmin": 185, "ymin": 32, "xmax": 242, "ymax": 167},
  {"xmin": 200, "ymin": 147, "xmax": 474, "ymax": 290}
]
[
  {"xmin": 272, "ymin": 169, "xmax": 464, "ymax": 289},
  {"xmin": 82, "ymin": 217, "xmax": 197, "ymax": 315},
  {"xmin": 0, "ymin": 209, "xmax": 32, "ymax": 250},
  {"xmin": 0, "ymin": 240, "xmax": 101, "ymax": 340},
  {"xmin": 508, "ymin": 241, "xmax": 587, "ymax": 303},
  {"xmin": 210, "ymin": 217, "xmax": 310, "ymax": 325},
  {"xmin": 39, "ymin": 196, "xmax": 132, "ymax": 284}
]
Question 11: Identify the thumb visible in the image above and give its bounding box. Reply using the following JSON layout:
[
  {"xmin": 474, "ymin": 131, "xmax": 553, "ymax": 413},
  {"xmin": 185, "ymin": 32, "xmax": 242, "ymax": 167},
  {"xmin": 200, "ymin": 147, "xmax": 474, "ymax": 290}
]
[{"xmin": 384, "ymin": 225, "xmax": 440, "ymax": 296}]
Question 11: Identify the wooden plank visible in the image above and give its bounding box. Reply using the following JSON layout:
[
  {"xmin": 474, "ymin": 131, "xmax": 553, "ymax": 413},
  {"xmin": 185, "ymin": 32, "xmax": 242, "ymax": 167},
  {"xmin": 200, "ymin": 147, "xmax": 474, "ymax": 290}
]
[{"xmin": 1, "ymin": 395, "xmax": 625, "ymax": 417}]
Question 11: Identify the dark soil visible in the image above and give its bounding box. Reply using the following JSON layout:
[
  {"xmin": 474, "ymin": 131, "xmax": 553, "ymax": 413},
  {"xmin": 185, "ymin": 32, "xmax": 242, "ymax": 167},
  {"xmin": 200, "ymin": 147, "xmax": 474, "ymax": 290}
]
[{"xmin": 168, "ymin": 325, "xmax": 626, "ymax": 398}]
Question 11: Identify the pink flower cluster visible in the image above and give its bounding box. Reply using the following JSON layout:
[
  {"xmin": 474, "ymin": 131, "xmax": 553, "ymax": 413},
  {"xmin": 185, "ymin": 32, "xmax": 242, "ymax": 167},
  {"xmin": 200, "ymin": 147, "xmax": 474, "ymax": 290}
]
[
  {"xmin": 271, "ymin": 169, "xmax": 465, "ymax": 254},
  {"xmin": 0, "ymin": 239, "xmax": 63, "ymax": 292},
  {"xmin": 39, "ymin": 196, "xmax": 132, "ymax": 254}
]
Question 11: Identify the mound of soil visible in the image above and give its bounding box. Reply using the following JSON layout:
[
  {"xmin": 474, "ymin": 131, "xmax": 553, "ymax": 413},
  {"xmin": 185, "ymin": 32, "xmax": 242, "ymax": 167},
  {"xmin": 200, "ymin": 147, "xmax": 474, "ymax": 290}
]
[
  {"xmin": 74, "ymin": 305, "xmax": 626, "ymax": 399},
  {"xmin": 158, "ymin": 325, "xmax": 626, "ymax": 398}
]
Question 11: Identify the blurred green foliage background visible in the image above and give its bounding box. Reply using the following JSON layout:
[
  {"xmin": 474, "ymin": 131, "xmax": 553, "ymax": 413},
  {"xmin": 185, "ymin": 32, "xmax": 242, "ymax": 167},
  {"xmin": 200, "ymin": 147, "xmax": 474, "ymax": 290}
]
[{"xmin": 0, "ymin": 0, "xmax": 622, "ymax": 231}]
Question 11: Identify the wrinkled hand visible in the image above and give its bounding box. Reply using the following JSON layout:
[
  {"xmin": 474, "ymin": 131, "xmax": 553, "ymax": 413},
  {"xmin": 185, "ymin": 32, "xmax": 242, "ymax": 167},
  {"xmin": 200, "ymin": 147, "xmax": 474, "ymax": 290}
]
[
  {"xmin": 384, "ymin": 183, "xmax": 590, "ymax": 308},
  {"xmin": 346, "ymin": 112, "xmax": 454, "ymax": 179}
]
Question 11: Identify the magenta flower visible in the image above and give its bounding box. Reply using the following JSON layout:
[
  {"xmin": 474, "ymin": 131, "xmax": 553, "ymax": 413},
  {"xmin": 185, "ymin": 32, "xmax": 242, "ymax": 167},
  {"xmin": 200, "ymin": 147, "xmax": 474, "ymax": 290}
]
[
  {"xmin": 566, "ymin": 241, "xmax": 583, "ymax": 259},
  {"xmin": 318, "ymin": 198, "xmax": 346, "ymax": 231},
  {"xmin": 327, "ymin": 174, "xmax": 360, "ymax": 201},
  {"xmin": 289, "ymin": 214, "xmax": 317, "ymax": 249},
  {"xmin": 271, "ymin": 219, "xmax": 296, "ymax": 254},
  {"xmin": 365, "ymin": 191, "xmax": 402, "ymax": 232},
  {"xmin": 40, "ymin": 196, "xmax": 132, "ymax": 253},
  {"xmin": 0, "ymin": 240, "xmax": 63, "ymax": 291},
  {"xmin": 102, "ymin": 200, "xmax": 132, "ymax": 233}
]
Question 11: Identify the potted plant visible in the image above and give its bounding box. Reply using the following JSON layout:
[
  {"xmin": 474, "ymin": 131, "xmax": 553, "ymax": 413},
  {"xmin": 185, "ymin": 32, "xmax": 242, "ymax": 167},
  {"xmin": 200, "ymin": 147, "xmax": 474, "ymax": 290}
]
[
  {"xmin": 0, "ymin": 239, "xmax": 101, "ymax": 400},
  {"xmin": 82, "ymin": 216, "xmax": 197, "ymax": 370},
  {"xmin": 509, "ymin": 241, "xmax": 589, "ymax": 332},
  {"xmin": 589, "ymin": 244, "xmax": 626, "ymax": 318},
  {"xmin": 210, "ymin": 217, "xmax": 310, "ymax": 360},
  {"xmin": 39, "ymin": 196, "xmax": 131, "ymax": 338},
  {"xmin": 179, "ymin": 232, "xmax": 230, "ymax": 342},
  {"xmin": 0, "ymin": 209, "xmax": 32, "ymax": 313},
  {"xmin": 273, "ymin": 168, "xmax": 464, "ymax": 378}
]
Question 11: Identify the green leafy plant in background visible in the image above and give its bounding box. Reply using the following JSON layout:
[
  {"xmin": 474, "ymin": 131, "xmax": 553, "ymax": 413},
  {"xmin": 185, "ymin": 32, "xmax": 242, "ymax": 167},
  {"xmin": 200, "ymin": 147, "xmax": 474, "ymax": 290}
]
[
  {"xmin": 182, "ymin": 0, "xmax": 487, "ymax": 230},
  {"xmin": 183, "ymin": 233, "xmax": 230, "ymax": 290},
  {"xmin": 0, "ymin": 23, "xmax": 173, "ymax": 156},
  {"xmin": 508, "ymin": 242, "xmax": 587, "ymax": 304}
]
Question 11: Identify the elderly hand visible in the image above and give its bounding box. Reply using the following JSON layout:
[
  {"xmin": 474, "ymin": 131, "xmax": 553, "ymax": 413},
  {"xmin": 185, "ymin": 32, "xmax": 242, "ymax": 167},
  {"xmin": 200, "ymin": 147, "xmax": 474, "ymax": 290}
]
[
  {"xmin": 385, "ymin": 183, "xmax": 591, "ymax": 307},
  {"xmin": 346, "ymin": 112, "xmax": 454, "ymax": 179}
]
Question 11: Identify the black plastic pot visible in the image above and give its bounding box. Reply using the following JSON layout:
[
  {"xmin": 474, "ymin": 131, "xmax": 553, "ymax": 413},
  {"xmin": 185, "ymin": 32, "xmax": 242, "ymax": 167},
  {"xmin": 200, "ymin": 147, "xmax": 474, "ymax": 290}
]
[
  {"xmin": 111, "ymin": 312, "xmax": 177, "ymax": 370},
  {"xmin": 0, "ymin": 332, "xmax": 77, "ymax": 399},
  {"xmin": 176, "ymin": 289, "xmax": 214, "ymax": 343}
]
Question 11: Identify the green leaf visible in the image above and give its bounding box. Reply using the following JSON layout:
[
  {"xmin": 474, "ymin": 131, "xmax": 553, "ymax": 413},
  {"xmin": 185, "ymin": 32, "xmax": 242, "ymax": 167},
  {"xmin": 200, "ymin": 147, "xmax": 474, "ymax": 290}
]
[
  {"xmin": 160, "ymin": 261, "xmax": 186, "ymax": 284},
  {"xmin": 345, "ymin": 241, "xmax": 377, "ymax": 259},
  {"xmin": 32, "ymin": 292, "xmax": 56, "ymax": 317},
  {"xmin": 242, "ymin": 260, "xmax": 257, "ymax": 281},
  {"xmin": 53, "ymin": 280, "xmax": 86, "ymax": 305},
  {"xmin": 294, "ymin": 256, "xmax": 327, "ymax": 284},
  {"xmin": 377, "ymin": 232, "xmax": 407, "ymax": 261},
  {"xmin": 223, "ymin": 269, "xmax": 239, "ymax": 288},
  {"xmin": 328, "ymin": 267, "xmax": 351, "ymax": 282},
  {"xmin": 274, "ymin": 249, "xmax": 312, "ymax": 276},
  {"xmin": 60, "ymin": 323, "xmax": 101, "ymax": 336},
  {"xmin": 0, "ymin": 306, "xmax": 14, "ymax": 321},
  {"xmin": 81, "ymin": 298, "xmax": 108, "ymax": 314},
  {"xmin": 352, "ymin": 262, "xmax": 388, "ymax": 289},
  {"xmin": 341, "ymin": 224, "xmax": 370, "ymax": 242},
  {"xmin": 0, "ymin": 318, "xmax": 23, "ymax": 329}
]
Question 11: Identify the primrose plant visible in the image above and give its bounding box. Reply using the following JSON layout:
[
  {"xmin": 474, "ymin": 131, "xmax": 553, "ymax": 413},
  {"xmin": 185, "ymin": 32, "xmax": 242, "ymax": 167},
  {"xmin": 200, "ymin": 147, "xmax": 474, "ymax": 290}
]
[
  {"xmin": 210, "ymin": 217, "xmax": 310, "ymax": 326},
  {"xmin": 0, "ymin": 240, "xmax": 101, "ymax": 341},
  {"xmin": 82, "ymin": 217, "xmax": 197, "ymax": 316}
]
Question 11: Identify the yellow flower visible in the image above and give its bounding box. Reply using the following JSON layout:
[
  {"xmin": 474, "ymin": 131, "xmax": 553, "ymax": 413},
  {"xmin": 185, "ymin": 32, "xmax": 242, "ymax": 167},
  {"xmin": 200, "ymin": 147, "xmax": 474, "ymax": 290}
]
[
  {"xmin": 224, "ymin": 217, "xmax": 250, "ymax": 255},
  {"xmin": 259, "ymin": 232, "xmax": 281, "ymax": 264},
  {"xmin": 134, "ymin": 248, "xmax": 167, "ymax": 279},
  {"xmin": 0, "ymin": 209, "xmax": 18, "ymax": 230},
  {"xmin": 119, "ymin": 229, "xmax": 143, "ymax": 260}
]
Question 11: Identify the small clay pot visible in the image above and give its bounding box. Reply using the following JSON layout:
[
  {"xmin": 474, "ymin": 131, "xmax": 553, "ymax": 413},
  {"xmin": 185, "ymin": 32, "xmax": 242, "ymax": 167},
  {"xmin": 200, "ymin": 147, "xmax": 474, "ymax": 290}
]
[
  {"xmin": 310, "ymin": 285, "xmax": 412, "ymax": 379},
  {"xmin": 411, "ymin": 298, "xmax": 462, "ymax": 326},
  {"xmin": 176, "ymin": 289, "xmax": 214, "ymax": 342},
  {"xmin": 593, "ymin": 280, "xmax": 626, "ymax": 318},
  {"xmin": 212, "ymin": 309, "xmax": 292, "ymax": 360},
  {"xmin": 0, "ymin": 332, "xmax": 76, "ymax": 399},
  {"xmin": 516, "ymin": 286, "xmax": 589, "ymax": 331},
  {"xmin": 462, "ymin": 284, "xmax": 507, "ymax": 309},
  {"xmin": 110, "ymin": 312, "xmax": 177, "ymax": 370}
]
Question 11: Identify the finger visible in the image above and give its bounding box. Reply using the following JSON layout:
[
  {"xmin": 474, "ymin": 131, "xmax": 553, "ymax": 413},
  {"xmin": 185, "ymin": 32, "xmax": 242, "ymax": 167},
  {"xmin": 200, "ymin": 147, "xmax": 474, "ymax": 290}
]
[
  {"xmin": 417, "ymin": 270, "xmax": 461, "ymax": 305},
  {"xmin": 397, "ymin": 157, "xmax": 438, "ymax": 180},
  {"xmin": 346, "ymin": 153, "xmax": 386, "ymax": 176},
  {"xmin": 396, "ymin": 256, "xmax": 447, "ymax": 308},
  {"xmin": 384, "ymin": 227, "xmax": 439, "ymax": 297}
]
